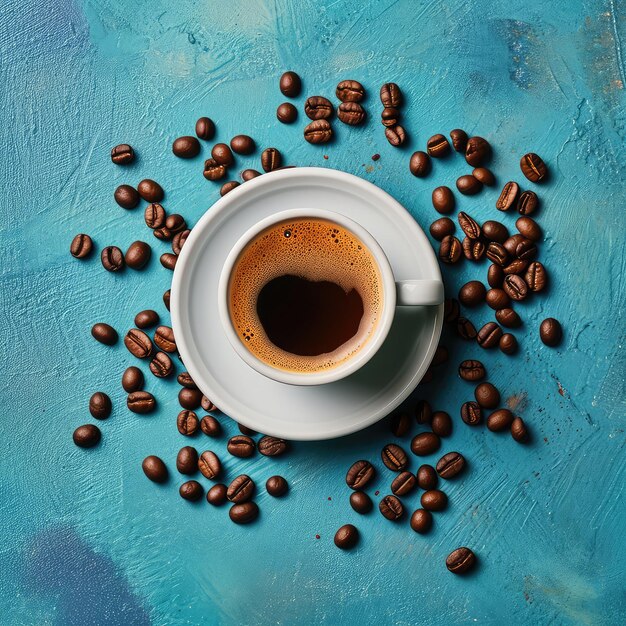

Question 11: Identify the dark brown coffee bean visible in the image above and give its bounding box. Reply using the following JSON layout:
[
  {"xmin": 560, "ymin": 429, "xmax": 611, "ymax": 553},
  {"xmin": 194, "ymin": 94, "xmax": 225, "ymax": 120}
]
[
  {"xmin": 388, "ymin": 412, "xmax": 410, "ymax": 437},
  {"xmin": 429, "ymin": 217, "xmax": 454, "ymax": 241},
  {"xmin": 410, "ymin": 509, "xmax": 433, "ymax": 534},
  {"xmin": 456, "ymin": 175, "xmax": 482, "ymax": 195},
  {"xmin": 436, "ymin": 452, "xmax": 466, "ymax": 479},
  {"xmin": 458, "ymin": 281, "xmax": 485, "ymax": 307},
  {"xmin": 503, "ymin": 258, "xmax": 529, "ymax": 275},
  {"xmin": 163, "ymin": 215, "xmax": 185, "ymax": 236},
  {"xmin": 444, "ymin": 298, "xmax": 460, "ymax": 323},
  {"xmin": 540, "ymin": 318, "xmax": 562, "ymax": 346},
  {"xmin": 304, "ymin": 119, "xmax": 333, "ymax": 143},
  {"xmin": 111, "ymin": 143, "xmax": 134, "ymax": 165},
  {"xmin": 486, "ymin": 242, "xmax": 509, "ymax": 266},
  {"xmin": 266, "ymin": 475, "xmax": 288, "ymax": 497},
  {"xmin": 176, "ymin": 446, "xmax": 199, "ymax": 475},
  {"xmin": 496, "ymin": 181, "xmax": 519, "ymax": 211},
  {"xmin": 142, "ymin": 455, "xmax": 167, "ymax": 482},
  {"xmin": 179, "ymin": 480, "xmax": 203, "ymax": 501},
  {"xmin": 260, "ymin": 147, "xmax": 282, "ymax": 172},
  {"xmin": 89, "ymin": 392, "xmax": 111, "ymax": 419},
  {"xmin": 155, "ymin": 229, "xmax": 174, "ymax": 246},
  {"xmin": 276, "ymin": 102, "xmax": 297, "ymax": 123},
  {"xmin": 114, "ymin": 184, "xmax": 140, "ymax": 209},
  {"xmin": 149, "ymin": 351, "xmax": 173, "ymax": 378},
  {"xmin": 195, "ymin": 117, "xmax": 215, "ymax": 141},
  {"xmin": 177, "ymin": 372, "xmax": 196, "ymax": 389},
  {"xmin": 171, "ymin": 229, "xmax": 190, "ymax": 255},
  {"xmin": 101, "ymin": 246, "xmax": 124, "ymax": 272},
  {"xmin": 520, "ymin": 153, "xmax": 547, "ymax": 182},
  {"xmin": 391, "ymin": 471, "xmax": 417, "ymax": 496},
  {"xmin": 408, "ymin": 151, "xmax": 430, "ymax": 178},
  {"xmin": 125, "ymin": 241, "xmax": 151, "ymax": 270},
  {"xmin": 449, "ymin": 128, "xmax": 468, "ymax": 152},
  {"xmin": 203, "ymin": 158, "xmax": 227, "ymax": 181},
  {"xmin": 525, "ymin": 262, "xmax": 547, "ymax": 292},
  {"xmin": 240, "ymin": 169, "xmax": 261, "ymax": 182},
  {"xmin": 304, "ymin": 96, "xmax": 333, "ymax": 120},
  {"xmin": 457, "ymin": 317, "xmax": 477, "ymax": 340},
  {"xmin": 515, "ymin": 239, "xmax": 537, "ymax": 262},
  {"xmin": 122, "ymin": 366, "xmax": 143, "ymax": 392},
  {"xmin": 381, "ymin": 443, "xmax": 408, "ymax": 471},
  {"xmin": 457, "ymin": 212, "xmax": 481, "ymax": 239},
  {"xmin": 227, "ymin": 435, "xmax": 255, "ymax": 458},
  {"xmin": 346, "ymin": 460, "xmax": 375, "ymax": 490},
  {"xmin": 179, "ymin": 387, "xmax": 202, "ymax": 410},
  {"xmin": 337, "ymin": 101, "xmax": 366, "ymax": 125},
  {"xmin": 515, "ymin": 217, "xmax": 541, "ymax": 242},
  {"xmin": 381, "ymin": 106, "xmax": 400, "ymax": 127},
  {"xmin": 132, "ymin": 311, "xmax": 157, "ymax": 330},
  {"xmin": 207, "ymin": 483, "xmax": 227, "ymax": 505},
  {"xmin": 476, "ymin": 322, "xmax": 503, "ymax": 348},
  {"xmin": 258, "ymin": 436, "xmax": 288, "ymax": 457},
  {"xmin": 229, "ymin": 501, "xmax": 259, "ymax": 524},
  {"xmin": 487, "ymin": 264, "xmax": 505, "ymax": 288},
  {"xmin": 439, "ymin": 235, "xmax": 461, "ymax": 264},
  {"xmin": 417, "ymin": 464, "xmax": 438, "ymax": 490},
  {"xmin": 219, "ymin": 181, "xmax": 239, "ymax": 196},
  {"xmin": 172, "ymin": 136, "xmax": 200, "ymax": 158},
  {"xmin": 487, "ymin": 408, "xmax": 514, "ymax": 431},
  {"xmin": 432, "ymin": 412, "xmax": 453, "ymax": 438},
  {"xmin": 349, "ymin": 491, "xmax": 372, "ymax": 513},
  {"xmin": 279, "ymin": 71, "xmax": 301, "ymax": 97},
  {"xmin": 127, "ymin": 391, "xmax": 156, "ymax": 414},
  {"xmin": 153, "ymin": 326, "xmax": 175, "ymax": 353},
  {"xmin": 421, "ymin": 489, "xmax": 447, "ymax": 511},
  {"xmin": 199, "ymin": 415, "xmax": 221, "ymax": 437},
  {"xmin": 485, "ymin": 288, "xmax": 510, "ymax": 310},
  {"xmin": 496, "ymin": 308, "xmax": 522, "ymax": 328},
  {"xmin": 415, "ymin": 399, "xmax": 432, "ymax": 425},
  {"xmin": 379, "ymin": 495, "xmax": 404, "ymax": 521},
  {"xmin": 227, "ymin": 475, "xmax": 255, "ymax": 503},
  {"xmin": 503, "ymin": 234, "xmax": 526, "ymax": 256},
  {"xmin": 334, "ymin": 524, "xmax": 359, "ymax": 549},
  {"xmin": 91, "ymin": 323, "xmax": 118, "ymax": 345},
  {"xmin": 230, "ymin": 135, "xmax": 255, "ymax": 155},
  {"xmin": 198, "ymin": 450, "xmax": 221, "ymax": 479},
  {"xmin": 472, "ymin": 167, "xmax": 495, "ymax": 186},
  {"xmin": 384, "ymin": 124, "xmax": 407, "ymax": 147},
  {"xmin": 411, "ymin": 432, "xmax": 441, "ymax": 456},
  {"xmin": 446, "ymin": 547, "xmax": 476, "ymax": 574},
  {"xmin": 427, "ymin": 134, "xmax": 450, "ymax": 158},
  {"xmin": 137, "ymin": 179, "xmax": 164, "ymax": 203},
  {"xmin": 465, "ymin": 136, "xmax": 490, "ymax": 166},
  {"xmin": 380, "ymin": 82, "xmax": 402, "ymax": 107},
  {"xmin": 163, "ymin": 289, "xmax": 170, "ymax": 311},
  {"xmin": 503, "ymin": 274, "xmax": 528, "ymax": 301},
  {"xmin": 177, "ymin": 410, "xmax": 199, "ymax": 436},
  {"xmin": 474, "ymin": 382, "xmax": 500, "ymax": 408},
  {"xmin": 209, "ymin": 143, "xmax": 233, "ymax": 167},
  {"xmin": 70, "ymin": 234, "xmax": 93, "ymax": 259},
  {"xmin": 511, "ymin": 417, "xmax": 528, "ymax": 442},
  {"xmin": 458, "ymin": 360, "xmax": 485, "ymax": 381},
  {"xmin": 462, "ymin": 237, "xmax": 485, "ymax": 261},
  {"xmin": 201, "ymin": 396, "xmax": 219, "ymax": 412},
  {"xmin": 499, "ymin": 333, "xmax": 518, "ymax": 354},
  {"xmin": 432, "ymin": 186, "xmax": 455, "ymax": 214},
  {"xmin": 482, "ymin": 220, "xmax": 509, "ymax": 244},
  {"xmin": 336, "ymin": 79, "xmax": 365, "ymax": 102},
  {"xmin": 461, "ymin": 401, "xmax": 482, "ymax": 426},
  {"xmin": 124, "ymin": 329, "xmax": 153, "ymax": 359},
  {"xmin": 518, "ymin": 190, "xmax": 539, "ymax": 215},
  {"xmin": 144, "ymin": 203, "xmax": 165, "ymax": 229}
]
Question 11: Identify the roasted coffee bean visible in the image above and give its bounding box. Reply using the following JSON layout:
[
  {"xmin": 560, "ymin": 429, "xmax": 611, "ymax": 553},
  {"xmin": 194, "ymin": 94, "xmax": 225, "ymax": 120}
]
[
  {"xmin": 457, "ymin": 212, "xmax": 481, "ymax": 239},
  {"xmin": 203, "ymin": 158, "xmax": 227, "ymax": 181},
  {"xmin": 520, "ymin": 152, "xmax": 547, "ymax": 182},
  {"xmin": 450, "ymin": 128, "xmax": 468, "ymax": 152},
  {"xmin": 227, "ymin": 435, "xmax": 255, "ymax": 458},
  {"xmin": 220, "ymin": 181, "xmax": 240, "ymax": 196},
  {"xmin": 496, "ymin": 181, "xmax": 519, "ymax": 211},
  {"xmin": 379, "ymin": 495, "xmax": 404, "ymax": 521},
  {"xmin": 432, "ymin": 186, "xmax": 455, "ymax": 214},
  {"xmin": 337, "ymin": 102, "xmax": 366, "ymax": 125},
  {"xmin": 496, "ymin": 308, "xmax": 522, "ymax": 328},
  {"xmin": 133, "ymin": 310, "xmax": 158, "ymax": 329},
  {"xmin": 210, "ymin": 143, "xmax": 234, "ymax": 167},
  {"xmin": 229, "ymin": 501, "xmax": 259, "ymax": 524},
  {"xmin": 346, "ymin": 460, "xmax": 376, "ymax": 490},
  {"xmin": 421, "ymin": 489, "xmax": 447, "ymax": 511},
  {"xmin": 471, "ymin": 167, "xmax": 495, "ymax": 186},
  {"xmin": 177, "ymin": 410, "xmax": 199, "ymax": 436},
  {"xmin": 91, "ymin": 323, "xmax": 118, "ymax": 345},
  {"xmin": 476, "ymin": 322, "xmax": 503, "ymax": 348},
  {"xmin": 503, "ymin": 234, "xmax": 526, "ymax": 256},
  {"xmin": 266, "ymin": 475, "xmax": 288, "ymax": 497},
  {"xmin": 458, "ymin": 281, "xmax": 486, "ymax": 307},
  {"xmin": 101, "ymin": 246, "xmax": 124, "ymax": 272},
  {"xmin": 163, "ymin": 289, "xmax": 170, "ymax": 311},
  {"xmin": 279, "ymin": 71, "xmax": 301, "ymax": 97},
  {"xmin": 381, "ymin": 443, "xmax": 408, "ymax": 471},
  {"xmin": 525, "ymin": 262, "xmax": 547, "ymax": 292},
  {"xmin": 114, "ymin": 184, "xmax": 140, "ymax": 209},
  {"xmin": 415, "ymin": 399, "xmax": 433, "ymax": 424},
  {"xmin": 172, "ymin": 136, "xmax": 201, "ymax": 158},
  {"xmin": 485, "ymin": 288, "xmax": 510, "ymax": 310},
  {"xmin": 465, "ymin": 136, "xmax": 491, "ymax": 166},
  {"xmin": 436, "ymin": 452, "xmax": 466, "ymax": 479},
  {"xmin": 427, "ymin": 134, "xmax": 450, "ymax": 158},
  {"xmin": 429, "ymin": 217, "xmax": 454, "ymax": 241},
  {"xmin": 195, "ymin": 117, "xmax": 215, "ymax": 141},
  {"xmin": 515, "ymin": 239, "xmax": 537, "ymax": 262},
  {"xmin": 137, "ymin": 179, "xmax": 164, "ymax": 203},
  {"xmin": 125, "ymin": 241, "xmax": 151, "ymax": 270},
  {"xmin": 172, "ymin": 229, "xmax": 190, "ymax": 255},
  {"xmin": 227, "ymin": 475, "xmax": 255, "ymax": 503},
  {"xmin": 144, "ymin": 203, "xmax": 166, "ymax": 229},
  {"xmin": 409, "ymin": 151, "xmax": 431, "ymax": 178},
  {"xmin": 142, "ymin": 455, "xmax": 167, "ymax": 482},
  {"xmin": 385, "ymin": 125, "xmax": 406, "ymax": 147},
  {"xmin": 486, "ymin": 242, "xmax": 509, "ymax": 266},
  {"xmin": 457, "ymin": 317, "xmax": 477, "ymax": 340},
  {"xmin": 334, "ymin": 524, "xmax": 359, "ymax": 549},
  {"xmin": 516, "ymin": 216, "xmax": 542, "ymax": 242},
  {"xmin": 381, "ymin": 106, "xmax": 400, "ymax": 127},
  {"xmin": 487, "ymin": 408, "xmax": 514, "ymax": 432},
  {"xmin": 518, "ymin": 190, "xmax": 539, "ymax": 215},
  {"xmin": 456, "ymin": 175, "xmax": 482, "ymax": 195},
  {"xmin": 411, "ymin": 432, "xmax": 441, "ymax": 456},
  {"xmin": 153, "ymin": 326, "xmax": 176, "ymax": 353},
  {"xmin": 176, "ymin": 446, "xmax": 199, "ymax": 475},
  {"xmin": 410, "ymin": 509, "xmax": 433, "ymax": 534},
  {"xmin": 277, "ymin": 102, "xmax": 298, "ymax": 123},
  {"xmin": 111, "ymin": 143, "xmax": 134, "ymax": 165},
  {"xmin": 200, "ymin": 415, "xmax": 221, "ymax": 437},
  {"xmin": 198, "ymin": 450, "xmax": 221, "ymax": 479},
  {"xmin": 444, "ymin": 298, "xmax": 460, "ymax": 323},
  {"xmin": 446, "ymin": 547, "xmax": 476, "ymax": 574},
  {"xmin": 462, "ymin": 237, "xmax": 485, "ymax": 261},
  {"xmin": 230, "ymin": 135, "xmax": 255, "ymax": 155},
  {"xmin": 503, "ymin": 258, "xmax": 529, "ymax": 275},
  {"xmin": 177, "ymin": 372, "xmax": 197, "ymax": 389},
  {"xmin": 149, "ymin": 351, "xmax": 173, "ymax": 378},
  {"xmin": 201, "ymin": 396, "xmax": 218, "ymax": 412},
  {"xmin": 511, "ymin": 417, "xmax": 528, "ymax": 442},
  {"xmin": 258, "ymin": 436, "xmax": 287, "ymax": 457},
  {"xmin": 390, "ymin": 412, "xmax": 411, "ymax": 437},
  {"xmin": 179, "ymin": 387, "xmax": 202, "ymax": 410},
  {"xmin": 122, "ymin": 366, "xmax": 144, "ymax": 392},
  {"xmin": 461, "ymin": 401, "xmax": 482, "ymax": 426},
  {"xmin": 417, "ymin": 464, "xmax": 438, "ymax": 490},
  {"xmin": 391, "ymin": 471, "xmax": 417, "ymax": 496},
  {"xmin": 127, "ymin": 391, "xmax": 156, "ymax": 414},
  {"xmin": 179, "ymin": 480, "xmax": 203, "ymax": 501},
  {"xmin": 431, "ymin": 412, "xmax": 452, "ymax": 438},
  {"xmin": 304, "ymin": 96, "xmax": 333, "ymax": 120},
  {"xmin": 503, "ymin": 274, "xmax": 528, "ymax": 301},
  {"xmin": 241, "ymin": 168, "xmax": 262, "ymax": 181},
  {"xmin": 458, "ymin": 360, "xmax": 485, "ymax": 381},
  {"xmin": 499, "ymin": 333, "xmax": 518, "ymax": 354},
  {"xmin": 350, "ymin": 491, "xmax": 372, "ymax": 514},
  {"xmin": 336, "ymin": 79, "xmax": 365, "ymax": 102},
  {"xmin": 70, "ymin": 234, "xmax": 93, "ymax": 259},
  {"xmin": 540, "ymin": 318, "xmax": 562, "ymax": 346},
  {"xmin": 482, "ymin": 220, "xmax": 509, "ymax": 244},
  {"xmin": 439, "ymin": 235, "xmax": 461, "ymax": 264},
  {"xmin": 89, "ymin": 392, "xmax": 111, "ymax": 420},
  {"xmin": 124, "ymin": 329, "xmax": 153, "ymax": 359},
  {"xmin": 474, "ymin": 382, "xmax": 500, "ymax": 409},
  {"xmin": 207, "ymin": 483, "xmax": 228, "ymax": 505},
  {"xmin": 488, "ymin": 264, "xmax": 505, "ymax": 288},
  {"xmin": 380, "ymin": 82, "xmax": 402, "ymax": 107},
  {"xmin": 304, "ymin": 119, "xmax": 332, "ymax": 143},
  {"xmin": 261, "ymin": 147, "xmax": 282, "ymax": 172}
]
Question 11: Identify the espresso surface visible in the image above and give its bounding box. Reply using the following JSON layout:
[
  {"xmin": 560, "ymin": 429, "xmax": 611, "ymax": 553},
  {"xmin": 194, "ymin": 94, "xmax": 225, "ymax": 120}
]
[{"xmin": 228, "ymin": 217, "xmax": 383, "ymax": 373}]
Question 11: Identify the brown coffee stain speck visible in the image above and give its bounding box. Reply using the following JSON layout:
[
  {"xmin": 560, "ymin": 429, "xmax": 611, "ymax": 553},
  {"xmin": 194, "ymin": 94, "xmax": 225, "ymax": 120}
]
[
  {"xmin": 323, "ymin": 155, "xmax": 328, "ymax": 160},
  {"xmin": 374, "ymin": 490, "xmax": 380, "ymax": 496},
  {"xmin": 372, "ymin": 154, "xmax": 380, "ymax": 161},
  {"xmin": 364, "ymin": 164, "xmax": 374, "ymax": 173},
  {"xmin": 557, "ymin": 380, "xmax": 566, "ymax": 396},
  {"xmin": 327, "ymin": 497, "xmax": 331, "ymax": 501},
  {"xmin": 315, "ymin": 534, "xmax": 320, "ymax": 540},
  {"xmin": 507, "ymin": 392, "xmax": 528, "ymax": 411}
]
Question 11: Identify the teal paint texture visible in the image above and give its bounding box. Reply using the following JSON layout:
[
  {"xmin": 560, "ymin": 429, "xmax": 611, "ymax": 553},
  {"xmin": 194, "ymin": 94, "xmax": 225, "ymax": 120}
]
[{"xmin": 1, "ymin": 0, "xmax": 625, "ymax": 624}]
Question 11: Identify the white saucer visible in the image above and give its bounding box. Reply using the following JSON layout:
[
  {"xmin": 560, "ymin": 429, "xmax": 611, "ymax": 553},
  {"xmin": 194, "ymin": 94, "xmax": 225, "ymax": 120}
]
[{"xmin": 171, "ymin": 167, "xmax": 443, "ymax": 440}]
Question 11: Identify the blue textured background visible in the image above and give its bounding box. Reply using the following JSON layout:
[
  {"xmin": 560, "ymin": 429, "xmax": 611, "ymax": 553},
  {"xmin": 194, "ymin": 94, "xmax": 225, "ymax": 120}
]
[{"xmin": 1, "ymin": 0, "xmax": 625, "ymax": 624}]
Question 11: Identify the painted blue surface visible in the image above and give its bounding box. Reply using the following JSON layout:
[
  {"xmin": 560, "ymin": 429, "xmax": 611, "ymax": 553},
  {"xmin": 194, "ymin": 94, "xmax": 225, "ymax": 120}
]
[{"xmin": 1, "ymin": 0, "xmax": 625, "ymax": 624}]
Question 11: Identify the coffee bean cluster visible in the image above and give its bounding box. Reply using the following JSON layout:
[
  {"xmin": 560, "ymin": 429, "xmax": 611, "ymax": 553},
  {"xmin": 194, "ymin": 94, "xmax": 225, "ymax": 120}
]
[{"xmin": 379, "ymin": 83, "xmax": 407, "ymax": 147}]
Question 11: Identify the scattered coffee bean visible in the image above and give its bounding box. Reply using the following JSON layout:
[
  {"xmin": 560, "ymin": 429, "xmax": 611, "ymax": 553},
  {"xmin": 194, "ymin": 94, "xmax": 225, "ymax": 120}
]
[
  {"xmin": 210, "ymin": 143, "xmax": 234, "ymax": 167},
  {"xmin": 261, "ymin": 147, "xmax": 282, "ymax": 172},
  {"xmin": 114, "ymin": 184, "xmax": 140, "ymax": 209},
  {"xmin": 132, "ymin": 311, "xmax": 157, "ymax": 330},
  {"xmin": 496, "ymin": 181, "xmax": 519, "ymax": 211},
  {"xmin": 457, "ymin": 317, "xmax": 477, "ymax": 340},
  {"xmin": 229, "ymin": 501, "xmax": 259, "ymax": 524},
  {"xmin": 540, "ymin": 318, "xmax": 562, "ymax": 346},
  {"xmin": 73, "ymin": 424, "xmax": 101, "ymax": 448},
  {"xmin": 381, "ymin": 106, "xmax": 400, "ymax": 127},
  {"xmin": 334, "ymin": 523, "xmax": 359, "ymax": 549},
  {"xmin": 337, "ymin": 101, "xmax": 366, "ymax": 126},
  {"xmin": 227, "ymin": 475, "xmax": 255, "ymax": 503},
  {"xmin": 411, "ymin": 432, "xmax": 441, "ymax": 456},
  {"xmin": 503, "ymin": 258, "xmax": 529, "ymax": 275},
  {"xmin": 461, "ymin": 401, "xmax": 482, "ymax": 426},
  {"xmin": 142, "ymin": 455, "xmax": 168, "ymax": 482},
  {"xmin": 499, "ymin": 333, "xmax": 518, "ymax": 354},
  {"xmin": 279, "ymin": 71, "xmax": 301, "ymax": 97},
  {"xmin": 458, "ymin": 212, "xmax": 481, "ymax": 239},
  {"xmin": 127, "ymin": 391, "xmax": 156, "ymax": 414},
  {"xmin": 227, "ymin": 435, "xmax": 255, "ymax": 458},
  {"xmin": 195, "ymin": 117, "xmax": 215, "ymax": 141},
  {"xmin": 476, "ymin": 322, "xmax": 503, "ymax": 348},
  {"xmin": 176, "ymin": 446, "xmax": 199, "ymax": 475},
  {"xmin": 303, "ymin": 119, "xmax": 333, "ymax": 144},
  {"xmin": 379, "ymin": 495, "xmax": 404, "ymax": 521},
  {"xmin": 381, "ymin": 443, "xmax": 408, "ymax": 471},
  {"xmin": 89, "ymin": 392, "xmax": 111, "ymax": 420},
  {"xmin": 198, "ymin": 450, "xmax": 221, "ymax": 479},
  {"xmin": 436, "ymin": 452, "xmax": 466, "ymax": 479},
  {"xmin": 511, "ymin": 417, "xmax": 528, "ymax": 442},
  {"xmin": 179, "ymin": 480, "xmax": 203, "ymax": 501},
  {"xmin": 429, "ymin": 217, "xmax": 454, "ymax": 241},
  {"xmin": 432, "ymin": 186, "xmax": 455, "ymax": 214},
  {"xmin": 137, "ymin": 179, "xmax": 164, "ymax": 203},
  {"xmin": 179, "ymin": 387, "xmax": 202, "ymax": 410},
  {"xmin": 230, "ymin": 135, "xmax": 255, "ymax": 155},
  {"xmin": 346, "ymin": 460, "xmax": 376, "ymax": 490},
  {"xmin": 449, "ymin": 128, "xmax": 468, "ymax": 152},
  {"xmin": 516, "ymin": 216, "xmax": 542, "ymax": 242},
  {"xmin": 101, "ymin": 246, "xmax": 124, "ymax": 272},
  {"xmin": 446, "ymin": 547, "xmax": 476, "ymax": 574},
  {"xmin": 266, "ymin": 475, "xmax": 288, "ymax": 497},
  {"xmin": 241, "ymin": 168, "xmax": 262, "ymax": 181},
  {"xmin": 421, "ymin": 489, "xmax": 448, "ymax": 511},
  {"xmin": 409, "ymin": 151, "xmax": 431, "ymax": 177},
  {"xmin": 149, "ymin": 351, "xmax": 173, "ymax": 378},
  {"xmin": 122, "ymin": 366, "xmax": 144, "ymax": 392},
  {"xmin": 462, "ymin": 237, "xmax": 485, "ymax": 261},
  {"xmin": 487, "ymin": 408, "xmax": 514, "ymax": 431},
  {"xmin": 525, "ymin": 262, "xmax": 547, "ymax": 292},
  {"xmin": 385, "ymin": 125, "xmax": 406, "ymax": 146},
  {"xmin": 304, "ymin": 96, "xmax": 333, "ymax": 120},
  {"xmin": 488, "ymin": 264, "xmax": 505, "ymax": 288},
  {"xmin": 503, "ymin": 274, "xmax": 528, "ymax": 301},
  {"xmin": 203, "ymin": 158, "xmax": 227, "ymax": 180},
  {"xmin": 417, "ymin": 464, "xmax": 438, "ymax": 490},
  {"xmin": 276, "ymin": 102, "xmax": 298, "ymax": 124},
  {"xmin": 172, "ymin": 136, "xmax": 200, "ymax": 158},
  {"xmin": 458, "ymin": 360, "xmax": 485, "ymax": 382},
  {"xmin": 486, "ymin": 242, "xmax": 509, "ymax": 266},
  {"xmin": 70, "ymin": 234, "xmax": 93, "ymax": 259},
  {"xmin": 153, "ymin": 326, "xmax": 176, "ymax": 353},
  {"xmin": 458, "ymin": 281, "xmax": 486, "ymax": 307},
  {"xmin": 350, "ymin": 491, "xmax": 372, "ymax": 513},
  {"xmin": 439, "ymin": 235, "xmax": 461, "ymax": 264},
  {"xmin": 456, "ymin": 175, "xmax": 482, "ymax": 195},
  {"xmin": 485, "ymin": 288, "xmax": 510, "ymax": 310},
  {"xmin": 154, "ymin": 229, "xmax": 172, "ymax": 245},
  {"xmin": 207, "ymin": 483, "xmax": 228, "ymax": 505},
  {"xmin": 520, "ymin": 152, "xmax": 547, "ymax": 182},
  {"xmin": 427, "ymin": 134, "xmax": 450, "ymax": 158},
  {"xmin": 111, "ymin": 143, "xmax": 135, "ymax": 165},
  {"xmin": 474, "ymin": 383, "xmax": 500, "ymax": 409},
  {"xmin": 482, "ymin": 220, "xmax": 509, "ymax": 243},
  {"xmin": 431, "ymin": 411, "xmax": 453, "ymax": 438},
  {"xmin": 124, "ymin": 328, "xmax": 153, "ymax": 359},
  {"xmin": 220, "ymin": 181, "xmax": 240, "ymax": 196},
  {"xmin": 465, "ymin": 136, "xmax": 491, "ymax": 166},
  {"xmin": 518, "ymin": 190, "xmax": 539, "ymax": 215},
  {"xmin": 503, "ymin": 234, "xmax": 526, "ymax": 256},
  {"xmin": 390, "ymin": 412, "xmax": 411, "ymax": 437},
  {"xmin": 444, "ymin": 298, "xmax": 460, "ymax": 323},
  {"xmin": 144, "ymin": 203, "xmax": 166, "ymax": 229},
  {"xmin": 391, "ymin": 471, "xmax": 417, "ymax": 496},
  {"xmin": 177, "ymin": 372, "xmax": 196, "ymax": 389},
  {"xmin": 472, "ymin": 167, "xmax": 495, "ymax": 186},
  {"xmin": 380, "ymin": 82, "xmax": 402, "ymax": 107},
  {"xmin": 163, "ymin": 289, "xmax": 170, "ymax": 311},
  {"xmin": 200, "ymin": 415, "xmax": 221, "ymax": 437},
  {"xmin": 125, "ymin": 241, "xmax": 151, "ymax": 270},
  {"xmin": 160, "ymin": 252, "xmax": 177, "ymax": 271},
  {"xmin": 172, "ymin": 229, "xmax": 190, "ymax": 255},
  {"xmin": 91, "ymin": 323, "xmax": 118, "ymax": 345},
  {"xmin": 515, "ymin": 239, "xmax": 537, "ymax": 262},
  {"xmin": 496, "ymin": 308, "xmax": 522, "ymax": 328},
  {"xmin": 336, "ymin": 79, "xmax": 365, "ymax": 102},
  {"xmin": 177, "ymin": 410, "xmax": 199, "ymax": 436},
  {"xmin": 258, "ymin": 436, "xmax": 288, "ymax": 457},
  {"xmin": 238, "ymin": 423, "xmax": 257, "ymax": 436},
  {"xmin": 410, "ymin": 509, "xmax": 433, "ymax": 534},
  {"xmin": 415, "ymin": 399, "xmax": 433, "ymax": 424}
]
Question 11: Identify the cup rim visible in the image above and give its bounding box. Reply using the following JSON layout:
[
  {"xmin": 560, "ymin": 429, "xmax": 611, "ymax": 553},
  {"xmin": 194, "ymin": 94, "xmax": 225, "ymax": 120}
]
[{"xmin": 217, "ymin": 208, "xmax": 397, "ymax": 385}]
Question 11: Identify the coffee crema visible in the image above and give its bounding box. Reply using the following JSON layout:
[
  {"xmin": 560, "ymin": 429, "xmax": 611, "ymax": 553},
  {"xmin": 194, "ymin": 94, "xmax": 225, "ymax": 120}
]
[{"xmin": 227, "ymin": 217, "xmax": 384, "ymax": 373}]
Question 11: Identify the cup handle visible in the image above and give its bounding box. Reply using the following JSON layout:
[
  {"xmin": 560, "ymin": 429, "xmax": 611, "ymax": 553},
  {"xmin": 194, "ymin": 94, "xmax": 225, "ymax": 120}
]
[{"xmin": 395, "ymin": 280, "xmax": 444, "ymax": 306}]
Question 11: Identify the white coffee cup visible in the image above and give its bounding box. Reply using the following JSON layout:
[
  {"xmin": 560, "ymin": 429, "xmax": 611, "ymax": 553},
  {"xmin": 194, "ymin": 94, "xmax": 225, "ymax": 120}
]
[{"xmin": 218, "ymin": 208, "xmax": 443, "ymax": 386}]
